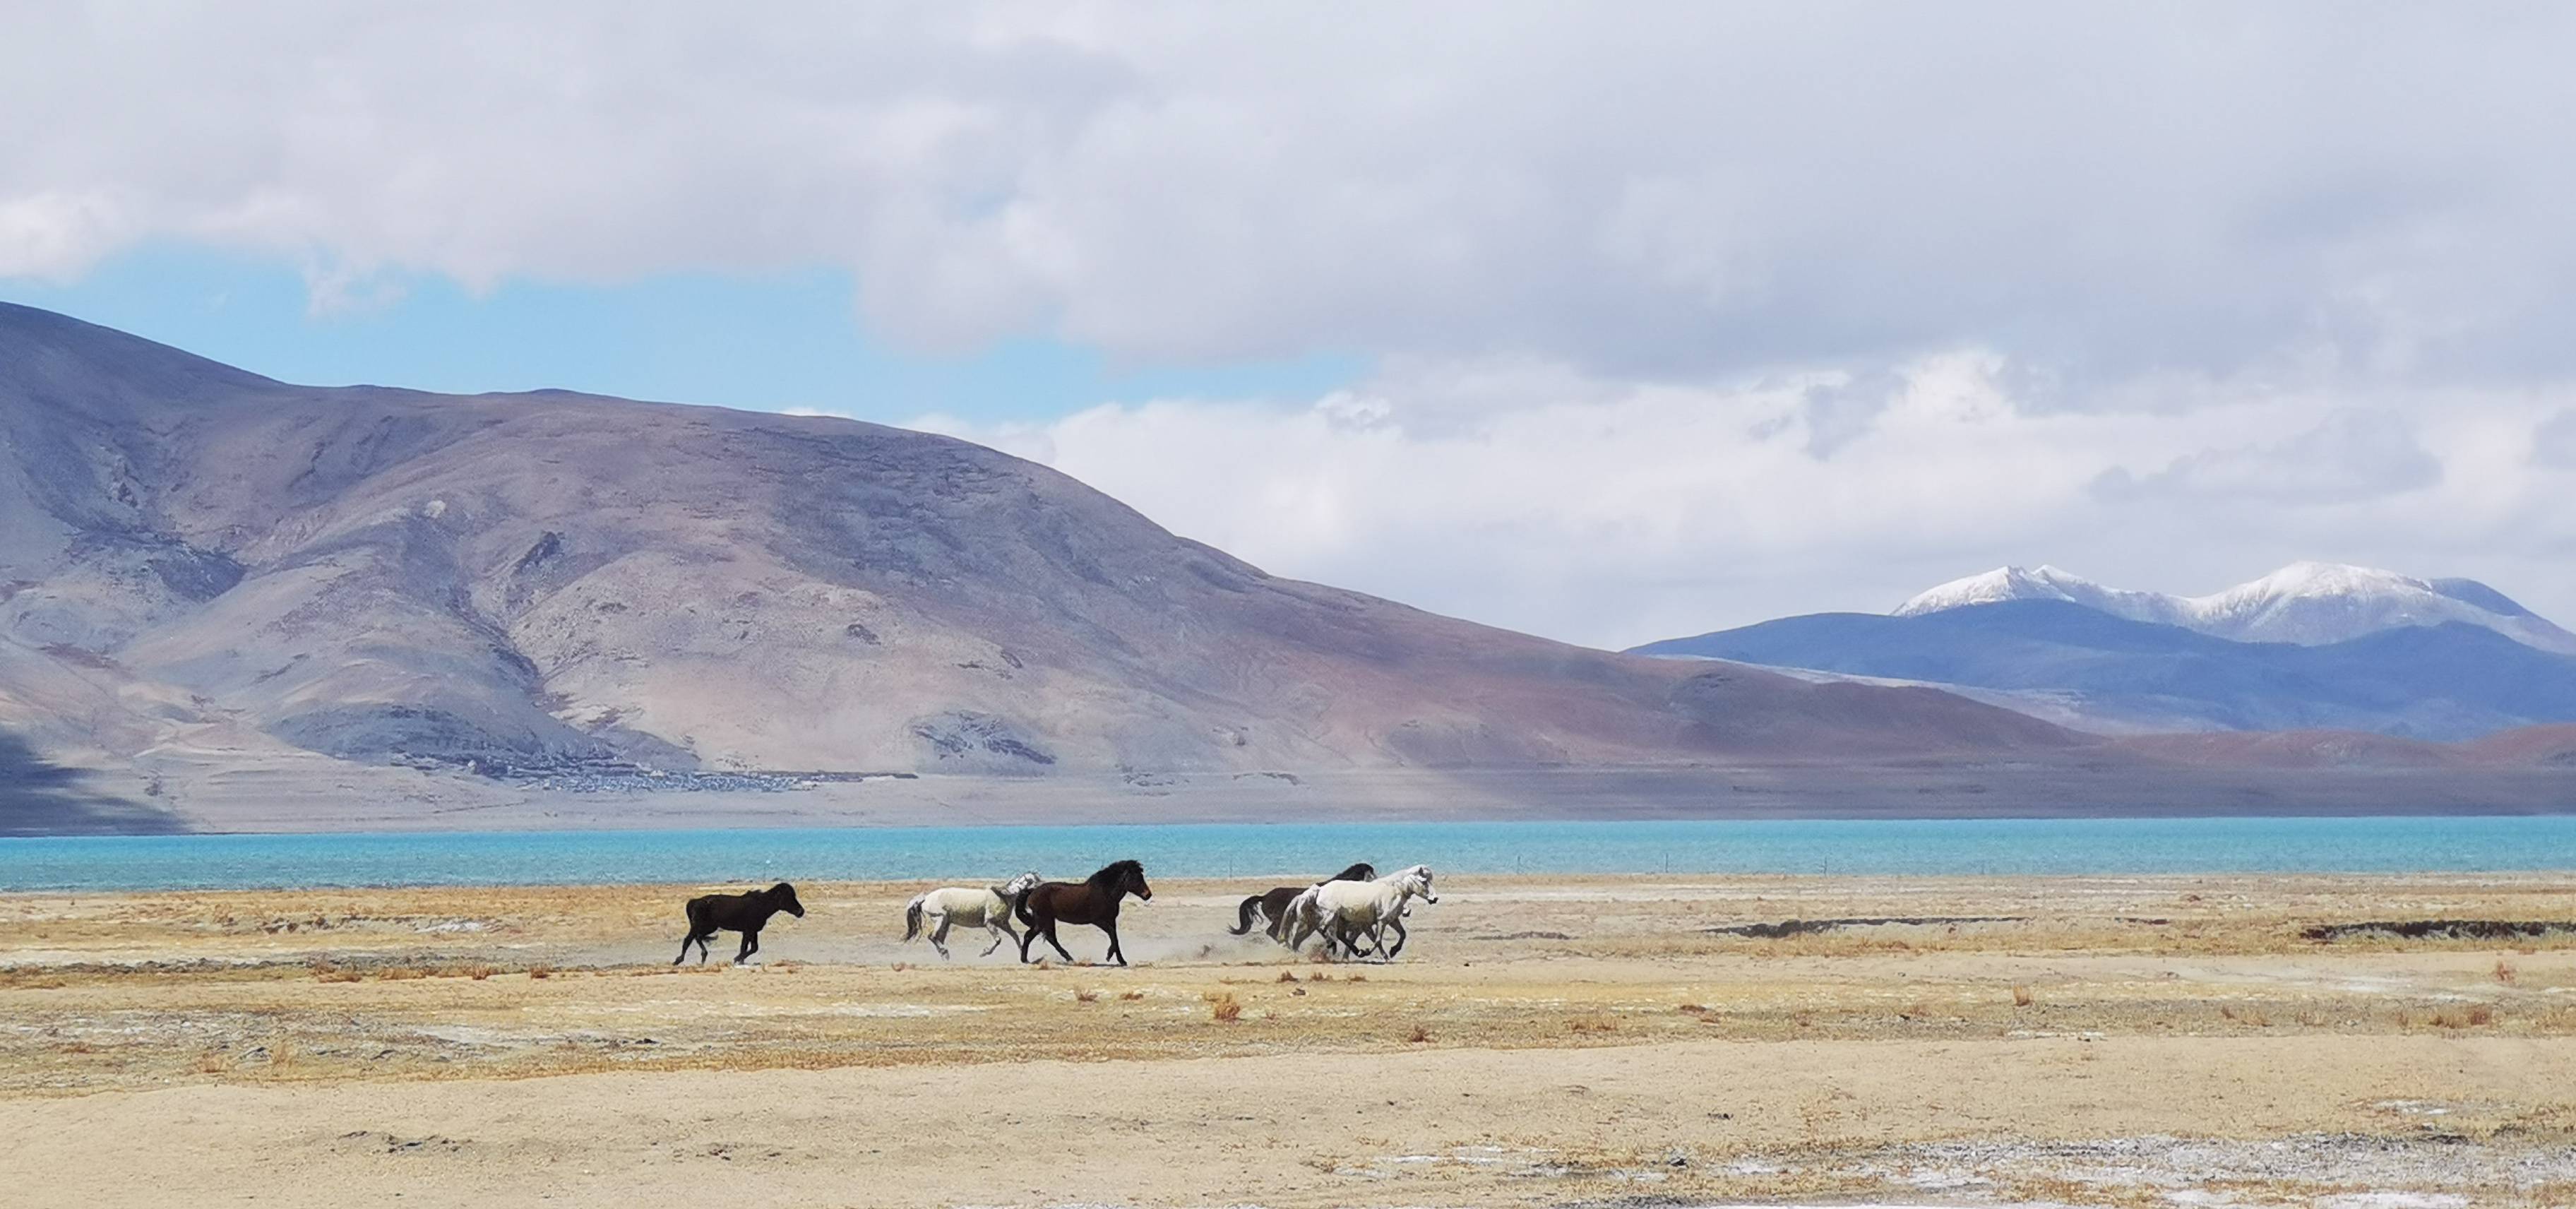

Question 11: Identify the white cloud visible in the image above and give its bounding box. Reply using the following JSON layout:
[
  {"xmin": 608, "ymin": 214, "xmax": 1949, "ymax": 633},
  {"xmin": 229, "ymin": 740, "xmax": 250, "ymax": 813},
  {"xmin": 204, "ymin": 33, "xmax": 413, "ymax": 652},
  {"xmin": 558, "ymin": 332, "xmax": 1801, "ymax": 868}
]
[
  {"xmin": 2093, "ymin": 410, "xmax": 2443, "ymax": 505},
  {"xmin": 8, "ymin": 4, "xmax": 2576, "ymax": 382},
  {"xmin": 2536, "ymin": 410, "xmax": 2576, "ymax": 470},
  {"xmin": 923, "ymin": 358, "xmax": 2576, "ymax": 648}
]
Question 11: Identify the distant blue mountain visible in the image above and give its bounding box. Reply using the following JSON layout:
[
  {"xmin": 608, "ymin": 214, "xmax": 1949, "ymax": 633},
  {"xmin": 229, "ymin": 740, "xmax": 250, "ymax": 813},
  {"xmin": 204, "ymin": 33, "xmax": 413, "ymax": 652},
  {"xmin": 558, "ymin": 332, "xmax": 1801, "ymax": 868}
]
[{"xmin": 1629, "ymin": 599, "xmax": 2576, "ymax": 741}]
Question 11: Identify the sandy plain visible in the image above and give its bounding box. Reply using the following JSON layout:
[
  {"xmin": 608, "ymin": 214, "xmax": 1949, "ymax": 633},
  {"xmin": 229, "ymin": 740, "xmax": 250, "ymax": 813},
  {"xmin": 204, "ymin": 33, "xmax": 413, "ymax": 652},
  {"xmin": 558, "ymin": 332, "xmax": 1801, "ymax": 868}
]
[{"xmin": 6, "ymin": 872, "xmax": 2576, "ymax": 1208}]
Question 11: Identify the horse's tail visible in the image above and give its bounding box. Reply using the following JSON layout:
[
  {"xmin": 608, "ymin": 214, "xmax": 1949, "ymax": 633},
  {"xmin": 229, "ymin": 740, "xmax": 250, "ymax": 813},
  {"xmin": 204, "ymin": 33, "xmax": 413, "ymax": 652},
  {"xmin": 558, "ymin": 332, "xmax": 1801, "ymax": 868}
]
[
  {"xmin": 1015, "ymin": 891, "xmax": 1039, "ymax": 931},
  {"xmin": 1227, "ymin": 893, "xmax": 1265, "ymax": 936},
  {"xmin": 902, "ymin": 895, "xmax": 926, "ymax": 942}
]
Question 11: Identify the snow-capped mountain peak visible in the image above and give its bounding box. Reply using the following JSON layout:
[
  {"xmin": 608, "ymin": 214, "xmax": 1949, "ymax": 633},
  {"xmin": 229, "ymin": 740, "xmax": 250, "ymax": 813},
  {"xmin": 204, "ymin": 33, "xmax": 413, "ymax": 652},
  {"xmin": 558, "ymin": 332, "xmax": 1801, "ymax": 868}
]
[
  {"xmin": 1894, "ymin": 561, "xmax": 2576, "ymax": 653},
  {"xmin": 1895, "ymin": 565, "xmax": 2183, "ymax": 626}
]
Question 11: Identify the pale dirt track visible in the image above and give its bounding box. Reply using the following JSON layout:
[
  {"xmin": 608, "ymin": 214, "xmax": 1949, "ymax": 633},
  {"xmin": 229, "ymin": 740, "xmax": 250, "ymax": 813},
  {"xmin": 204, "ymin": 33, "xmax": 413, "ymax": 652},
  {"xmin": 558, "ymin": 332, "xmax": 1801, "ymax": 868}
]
[{"xmin": 7, "ymin": 874, "xmax": 2576, "ymax": 1208}]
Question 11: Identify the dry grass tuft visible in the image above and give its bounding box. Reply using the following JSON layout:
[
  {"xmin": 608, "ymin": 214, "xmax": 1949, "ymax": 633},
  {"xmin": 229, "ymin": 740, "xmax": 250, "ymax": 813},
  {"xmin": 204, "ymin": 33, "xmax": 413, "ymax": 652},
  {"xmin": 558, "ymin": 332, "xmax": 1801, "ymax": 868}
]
[
  {"xmin": 2496, "ymin": 959, "xmax": 2520, "ymax": 985},
  {"xmin": 2010, "ymin": 984, "xmax": 2034, "ymax": 1008},
  {"xmin": 1118, "ymin": 990, "xmax": 1145, "ymax": 1001},
  {"xmin": 1210, "ymin": 994, "xmax": 1242, "ymax": 1023},
  {"xmin": 527, "ymin": 965, "xmax": 554, "ymax": 980},
  {"xmin": 311, "ymin": 962, "xmax": 363, "ymax": 984},
  {"xmin": 1568, "ymin": 1016, "xmax": 1619, "ymax": 1033},
  {"xmin": 1677, "ymin": 1003, "xmax": 1710, "ymax": 1014},
  {"xmin": 1343, "ymin": 972, "xmax": 1366, "ymax": 982},
  {"xmin": 1276, "ymin": 970, "xmax": 1300, "ymax": 983},
  {"xmin": 2429, "ymin": 1005, "xmax": 2497, "ymax": 1029},
  {"xmin": 376, "ymin": 966, "xmax": 427, "ymax": 982},
  {"xmin": 461, "ymin": 964, "xmax": 497, "ymax": 981},
  {"xmin": 1406, "ymin": 1025, "xmax": 1431, "ymax": 1043},
  {"xmin": 1074, "ymin": 988, "xmax": 1100, "ymax": 1003}
]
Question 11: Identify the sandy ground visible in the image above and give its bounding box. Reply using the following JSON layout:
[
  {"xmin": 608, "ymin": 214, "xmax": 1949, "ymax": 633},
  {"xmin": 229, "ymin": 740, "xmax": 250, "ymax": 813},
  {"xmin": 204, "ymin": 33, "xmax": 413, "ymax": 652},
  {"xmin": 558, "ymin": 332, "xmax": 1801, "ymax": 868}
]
[{"xmin": 7, "ymin": 873, "xmax": 2576, "ymax": 1208}]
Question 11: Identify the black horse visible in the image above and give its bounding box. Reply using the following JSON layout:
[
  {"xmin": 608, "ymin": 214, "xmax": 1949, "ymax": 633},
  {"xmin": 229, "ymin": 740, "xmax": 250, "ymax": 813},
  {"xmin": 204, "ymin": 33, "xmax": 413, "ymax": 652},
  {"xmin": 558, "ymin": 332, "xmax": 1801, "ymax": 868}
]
[
  {"xmin": 673, "ymin": 881, "xmax": 805, "ymax": 965},
  {"xmin": 1229, "ymin": 862, "xmax": 1376, "ymax": 943},
  {"xmin": 1017, "ymin": 859, "xmax": 1153, "ymax": 965}
]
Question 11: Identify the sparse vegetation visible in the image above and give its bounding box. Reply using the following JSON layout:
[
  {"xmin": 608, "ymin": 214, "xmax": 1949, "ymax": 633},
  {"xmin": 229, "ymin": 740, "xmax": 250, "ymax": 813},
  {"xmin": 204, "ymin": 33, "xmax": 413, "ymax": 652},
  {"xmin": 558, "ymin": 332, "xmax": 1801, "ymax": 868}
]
[
  {"xmin": 2011, "ymin": 984, "xmax": 2034, "ymax": 1008},
  {"xmin": 1210, "ymin": 994, "xmax": 1241, "ymax": 1023}
]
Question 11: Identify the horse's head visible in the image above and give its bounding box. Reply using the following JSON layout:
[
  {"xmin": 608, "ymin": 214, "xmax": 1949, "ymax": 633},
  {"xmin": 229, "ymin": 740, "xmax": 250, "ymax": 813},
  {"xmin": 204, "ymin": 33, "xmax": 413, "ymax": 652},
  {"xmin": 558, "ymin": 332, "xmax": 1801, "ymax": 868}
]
[
  {"xmin": 1095, "ymin": 859, "xmax": 1152, "ymax": 902},
  {"xmin": 1001, "ymin": 870, "xmax": 1043, "ymax": 898},
  {"xmin": 1397, "ymin": 865, "xmax": 1436, "ymax": 905},
  {"xmin": 769, "ymin": 882, "xmax": 806, "ymax": 917}
]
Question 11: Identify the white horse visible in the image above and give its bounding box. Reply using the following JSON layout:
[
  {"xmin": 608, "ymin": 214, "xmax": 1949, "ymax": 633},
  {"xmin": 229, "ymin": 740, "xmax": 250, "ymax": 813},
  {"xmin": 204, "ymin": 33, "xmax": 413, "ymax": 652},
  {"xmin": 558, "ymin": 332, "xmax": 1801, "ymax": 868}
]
[
  {"xmin": 903, "ymin": 871, "xmax": 1042, "ymax": 958},
  {"xmin": 1283, "ymin": 864, "xmax": 1436, "ymax": 960}
]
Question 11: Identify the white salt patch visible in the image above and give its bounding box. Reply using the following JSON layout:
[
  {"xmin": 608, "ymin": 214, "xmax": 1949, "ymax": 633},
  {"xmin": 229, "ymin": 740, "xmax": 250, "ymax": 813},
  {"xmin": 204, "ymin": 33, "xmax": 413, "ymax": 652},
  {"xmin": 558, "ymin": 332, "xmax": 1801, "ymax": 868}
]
[{"xmin": 2318, "ymin": 1196, "xmax": 2469, "ymax": 1209}]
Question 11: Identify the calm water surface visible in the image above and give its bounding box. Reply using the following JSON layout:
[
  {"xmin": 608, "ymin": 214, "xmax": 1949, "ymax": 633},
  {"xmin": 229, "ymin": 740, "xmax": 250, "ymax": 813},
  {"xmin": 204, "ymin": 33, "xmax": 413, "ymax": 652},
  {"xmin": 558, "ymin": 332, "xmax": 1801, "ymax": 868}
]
[{"xmin": 6, "ymin": 816, "xmax": 2576, "ymax": 892}]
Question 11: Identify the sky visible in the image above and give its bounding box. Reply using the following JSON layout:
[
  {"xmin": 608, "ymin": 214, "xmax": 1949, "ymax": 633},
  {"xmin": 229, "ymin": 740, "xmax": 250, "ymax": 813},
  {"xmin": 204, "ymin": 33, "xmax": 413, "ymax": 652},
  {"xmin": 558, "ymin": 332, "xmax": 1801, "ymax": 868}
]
[{"xmin": 6, "ymin": 3, "xmax": 2576, "ymax": 650}]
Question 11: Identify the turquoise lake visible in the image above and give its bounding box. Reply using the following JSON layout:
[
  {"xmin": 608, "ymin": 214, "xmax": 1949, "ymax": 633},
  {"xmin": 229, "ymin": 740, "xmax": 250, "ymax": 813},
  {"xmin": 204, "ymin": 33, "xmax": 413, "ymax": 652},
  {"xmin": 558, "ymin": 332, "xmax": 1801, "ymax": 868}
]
[{"xmin": 6, "ymin": 815, "xmax": 2576, "ymax": 892}]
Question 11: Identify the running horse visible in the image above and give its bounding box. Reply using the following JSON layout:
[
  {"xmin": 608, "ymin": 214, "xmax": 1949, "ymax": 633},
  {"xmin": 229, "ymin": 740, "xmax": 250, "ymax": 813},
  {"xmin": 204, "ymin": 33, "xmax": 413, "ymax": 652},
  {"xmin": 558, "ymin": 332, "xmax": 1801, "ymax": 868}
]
[
  {"xmin": 1282, "ymin": 865, "xmax": 1436, "ymax": 960},
  {"xmin": 1229, "ymin": 862, "xmax": 1376, "ymax": 943},
  {"xmin": 672, "ymin": 881, "xmax": 806, "ymax": 965},
  {"xmin": 904, "ymin": 871, "xmax": 1043, "ymax": 958},
  {"xmin": 1017, "ymin": 859, "xmax": 1153, "ymax": 965}
]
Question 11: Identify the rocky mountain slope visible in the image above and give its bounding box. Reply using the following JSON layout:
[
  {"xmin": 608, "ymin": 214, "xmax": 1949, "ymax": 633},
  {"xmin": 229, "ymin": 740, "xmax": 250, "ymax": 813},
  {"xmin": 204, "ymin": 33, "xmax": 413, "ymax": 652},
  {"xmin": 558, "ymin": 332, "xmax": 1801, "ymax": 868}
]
[{"xmin": 0, "ymin": 302, "xmax": 2082, "ymax": 831}]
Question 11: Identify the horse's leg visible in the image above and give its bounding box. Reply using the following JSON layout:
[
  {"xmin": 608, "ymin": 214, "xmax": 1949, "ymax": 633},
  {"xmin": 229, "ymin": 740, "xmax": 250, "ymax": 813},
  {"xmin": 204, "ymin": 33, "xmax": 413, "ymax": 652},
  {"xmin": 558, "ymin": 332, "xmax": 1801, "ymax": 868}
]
[
  {"xmin": 1284, "ymin": 901, "xmax": 1317, "ymax": 952},
  {"xmin": 1383, "ymin": 915, "xmax": 1409, "ymax": 960},
  {"xmin": 736, "ymin": 927, "xmax": 760, "ymax": 965},
  {"xmin": 929, "ymin": 915, "xmax": 953, "ymax": 960},
  {"xmin": 980, "ymin": 917, "xmax": 1014, "ymax": 957},
  {"xmin": 674, "ymin": 931, "xmax": 694, "ymax": 965},
  {"xmin": 1102, "ymin": 918, "xmax": 1126, "ymax": 966},
  {"xmin": 1038, "ymin": 916, "xmax": 1075, "ymax": 963}
]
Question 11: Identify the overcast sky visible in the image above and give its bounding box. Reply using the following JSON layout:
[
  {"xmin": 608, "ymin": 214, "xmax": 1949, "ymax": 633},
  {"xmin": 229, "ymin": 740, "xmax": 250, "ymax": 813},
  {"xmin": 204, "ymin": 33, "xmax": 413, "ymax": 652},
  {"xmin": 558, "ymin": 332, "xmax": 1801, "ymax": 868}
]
[{"xmin": 7, "ymin": 3, "xmax": 2576, "ymax": 648}]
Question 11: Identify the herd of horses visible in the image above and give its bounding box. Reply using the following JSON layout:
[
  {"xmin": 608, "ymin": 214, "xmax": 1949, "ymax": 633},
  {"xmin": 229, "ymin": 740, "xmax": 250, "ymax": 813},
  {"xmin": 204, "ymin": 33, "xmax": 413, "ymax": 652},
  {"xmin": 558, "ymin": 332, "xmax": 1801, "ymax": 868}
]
[{"xmin": 674, "ymin": 861, "xmax": 1436, "ymax": 967}]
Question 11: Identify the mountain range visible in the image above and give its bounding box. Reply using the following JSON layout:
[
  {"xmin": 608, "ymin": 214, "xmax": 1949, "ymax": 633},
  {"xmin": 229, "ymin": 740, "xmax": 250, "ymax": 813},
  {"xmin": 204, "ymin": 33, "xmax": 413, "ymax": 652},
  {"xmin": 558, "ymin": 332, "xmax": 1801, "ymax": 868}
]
[
  {"xmin": 1636, "ymin": 564, "xmax": 2576, "ymax": 740},
  {"xmin": 6, "ymin": 303, "xmax": 2573, "ymax": 835}
]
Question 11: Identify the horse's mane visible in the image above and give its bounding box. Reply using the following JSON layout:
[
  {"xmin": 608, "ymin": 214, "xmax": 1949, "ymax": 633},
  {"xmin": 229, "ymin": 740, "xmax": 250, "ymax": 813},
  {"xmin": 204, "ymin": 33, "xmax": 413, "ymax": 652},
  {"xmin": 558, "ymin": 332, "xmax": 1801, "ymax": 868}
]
[
  {"xmin": 1086, "ymin": 859, "xmax": 1143, "ymax": 886},
  {"xmin": 1330, "ymin": 862, "xmax": 1375, "ymax": 882},
  {"xmin": 768, "ymin": 881, "xmax": 797, "ymax": 895},
  {"xmin": 993, "ymin": 871, "xmax": 1041, "ymax": 898}
]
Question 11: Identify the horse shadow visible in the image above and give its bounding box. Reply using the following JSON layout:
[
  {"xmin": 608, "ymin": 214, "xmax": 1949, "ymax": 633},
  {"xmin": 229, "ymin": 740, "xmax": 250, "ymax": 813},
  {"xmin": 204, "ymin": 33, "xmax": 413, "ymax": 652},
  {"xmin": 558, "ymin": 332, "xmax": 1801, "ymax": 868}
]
[{"xmin": 0, "ymin": 727, "xmax": 184, "ymax": 836}]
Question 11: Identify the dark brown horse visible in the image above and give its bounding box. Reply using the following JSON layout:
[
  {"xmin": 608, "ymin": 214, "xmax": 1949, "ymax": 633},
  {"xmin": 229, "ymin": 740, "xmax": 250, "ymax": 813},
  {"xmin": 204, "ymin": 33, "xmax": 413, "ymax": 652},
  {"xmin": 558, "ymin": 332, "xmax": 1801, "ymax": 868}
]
[
  {"xmin": 673, "ymin": 881, "xmax": 805, "ymax": 965},
  {"xmin": 1229, "ymin": 862, "xmax": 1376, "ymax": 943},
  {"xmin": 1017, "ymin": 859, "xmax": 1152, "ymax": 965}
]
